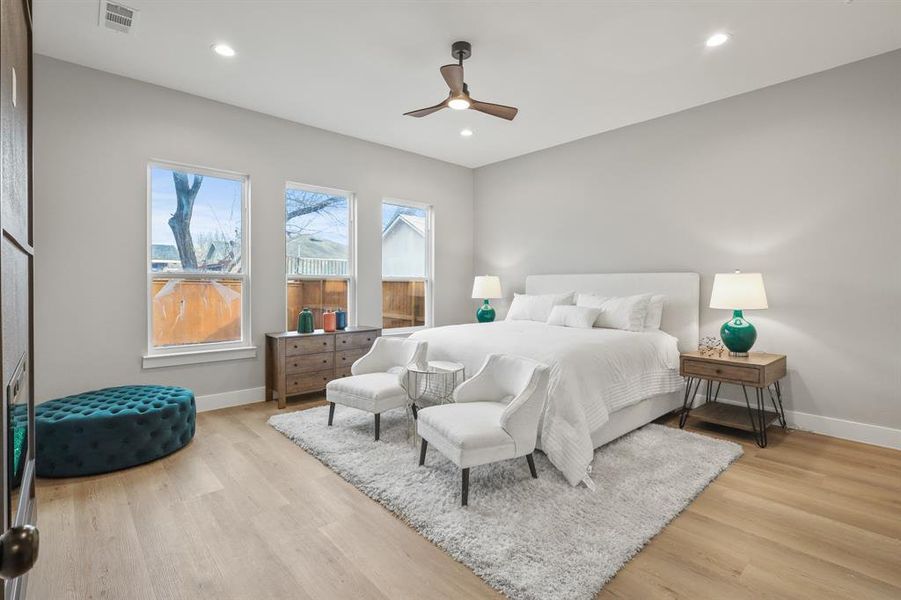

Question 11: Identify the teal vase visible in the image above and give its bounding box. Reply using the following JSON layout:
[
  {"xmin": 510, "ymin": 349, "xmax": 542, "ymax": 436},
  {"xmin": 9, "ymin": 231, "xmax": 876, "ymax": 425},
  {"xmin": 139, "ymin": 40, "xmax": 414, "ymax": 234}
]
[
  {"xmin": 297, "ymin": 307, "xmax": 314, "ymax": 334},
  {"xmin": 476, "ymin": 299, "xmax": 496, "ymax": 323},
  {"xmin": 720, "ymin": 309, "xmax": 757, "ymax": 356}
]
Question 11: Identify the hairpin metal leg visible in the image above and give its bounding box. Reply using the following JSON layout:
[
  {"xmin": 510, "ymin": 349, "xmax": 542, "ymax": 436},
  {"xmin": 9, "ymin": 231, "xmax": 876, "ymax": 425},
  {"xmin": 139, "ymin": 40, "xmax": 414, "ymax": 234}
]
[
  {"xmin": 679, "ymin": 377, "xmax": 700, "ymax": 428},
  {"xmin": 757, "ymin": 387, "xmax": 768, "ymax": 447},
  {"xmin": 741, "ymin": 384, "xmax": 767, "ymax": 447},
  {"xmin": 768, "ymin": 381, "xmax": 787, "ymax": 428}
]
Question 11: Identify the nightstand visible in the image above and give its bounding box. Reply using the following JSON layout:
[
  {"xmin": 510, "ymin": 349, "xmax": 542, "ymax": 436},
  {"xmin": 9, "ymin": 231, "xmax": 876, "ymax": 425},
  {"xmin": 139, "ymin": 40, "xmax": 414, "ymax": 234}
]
[{"xmin": 678, "ymin": 351, "xmax": 787, "ymax": 447}]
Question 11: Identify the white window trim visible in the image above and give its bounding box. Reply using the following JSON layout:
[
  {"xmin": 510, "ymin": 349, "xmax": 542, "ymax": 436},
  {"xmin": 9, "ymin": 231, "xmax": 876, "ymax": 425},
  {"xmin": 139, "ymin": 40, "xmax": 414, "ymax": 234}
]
[
  {"xmin": 285, "ymin": 182, "xmax": 357, "ymax": 329},
  {"xmin": 144, "ymin": 160, "xmax": 254, "ymax": 368},
  {"xmin": 381, "ymin": 199, "xmax": 434, "ymax": 333}
]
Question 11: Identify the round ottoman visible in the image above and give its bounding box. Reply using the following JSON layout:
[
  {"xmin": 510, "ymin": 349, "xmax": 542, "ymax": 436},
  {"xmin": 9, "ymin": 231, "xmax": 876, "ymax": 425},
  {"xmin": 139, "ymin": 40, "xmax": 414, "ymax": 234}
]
[{"xmin": 36, "ymin": 385, "xmax": 195, "ymax": 478}]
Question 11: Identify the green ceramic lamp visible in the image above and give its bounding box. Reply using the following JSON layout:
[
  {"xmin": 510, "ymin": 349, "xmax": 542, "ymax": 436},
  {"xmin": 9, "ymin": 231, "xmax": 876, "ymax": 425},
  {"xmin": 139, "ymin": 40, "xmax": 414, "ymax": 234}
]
[
  {"xmin": 472, "ymin": 275, "xmax": 502, "ymax": 322},
  {"xmin": 709, "ymin": 271, "xmax": 768, "ymax": 356}
]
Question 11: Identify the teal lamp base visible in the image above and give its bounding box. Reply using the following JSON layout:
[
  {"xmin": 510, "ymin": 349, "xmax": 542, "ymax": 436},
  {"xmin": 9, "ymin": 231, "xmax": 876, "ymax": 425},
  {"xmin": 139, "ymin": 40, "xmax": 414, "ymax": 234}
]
[
  {"xmin": 720, "ymin": 309, "xmax": 757, "ymax": 356},
  {"xmin": 476, "ymin": 299, "xmax": 496, "ymax": 323}
]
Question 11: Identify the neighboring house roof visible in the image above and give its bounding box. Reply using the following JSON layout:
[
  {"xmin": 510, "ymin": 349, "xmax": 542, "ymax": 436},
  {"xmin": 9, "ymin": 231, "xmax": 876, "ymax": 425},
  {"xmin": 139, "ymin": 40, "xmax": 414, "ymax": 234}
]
[
  {"xmin": 383, "ymin": 214, "xmax": 425, "ymax": 238},
  {"xmin": 151, "ymin": 244, "xmax": 180, "ymax": 262},
  {"xmin": 286, "ymin": 234, "xmax": 348, "ymax": 259}
]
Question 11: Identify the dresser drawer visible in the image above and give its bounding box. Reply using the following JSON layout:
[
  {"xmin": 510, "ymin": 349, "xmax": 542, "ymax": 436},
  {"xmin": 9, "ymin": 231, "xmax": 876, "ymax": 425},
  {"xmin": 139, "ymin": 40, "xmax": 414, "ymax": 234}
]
[
  {"xmin": 336, "ymin": 348, "xmax": 368, "ymax": 369},
  {"xmin": 285, "ymin": 335, "xmax": 334, "ymax": 356},
  {"xmin": 336, "ymin": 331, "xmax": 378, "ymax": 350},
  {"xmin": 681, "ymin": 359, "xmax": 759, "ymax": 385},
  {"xmin": 335, "ymin": 366, "xmax": 353, "ymax": 379},
  {"xmin": 286, "ymin": 352, "xmax": 334, "ymax": 375},
  {"xmin": 286, "ymin": 369, "xmax": 335, "ymax": 394}
]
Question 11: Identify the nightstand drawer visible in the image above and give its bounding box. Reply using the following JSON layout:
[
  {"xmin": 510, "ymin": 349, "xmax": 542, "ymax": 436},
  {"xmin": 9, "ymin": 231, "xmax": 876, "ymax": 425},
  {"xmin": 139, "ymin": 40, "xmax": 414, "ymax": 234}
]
[
  {"xmin": 681, "ymin": 359, "xmax": 759, "ymax": 384},
  {"xmin": 285, "ymin": 335, "xmax": 335, "ymax": 356},
  {"xmin": 286, "ymin": 352, "xmax": 334, "ymax": 374}
]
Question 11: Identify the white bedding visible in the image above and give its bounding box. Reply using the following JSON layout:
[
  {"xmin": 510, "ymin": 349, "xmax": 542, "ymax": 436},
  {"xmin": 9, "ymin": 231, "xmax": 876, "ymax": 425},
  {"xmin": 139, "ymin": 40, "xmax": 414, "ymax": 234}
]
[{"xmin": 410, "ymin": 320, "xmax": 682, "ymax": 487}]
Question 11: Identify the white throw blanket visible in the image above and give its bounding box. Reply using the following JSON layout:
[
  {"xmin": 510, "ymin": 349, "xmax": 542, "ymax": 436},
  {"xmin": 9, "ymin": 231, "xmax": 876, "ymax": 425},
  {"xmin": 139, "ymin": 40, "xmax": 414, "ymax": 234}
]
[{"xmin": 411, "ymin": 321, "xmax": 682, "ymax": 487}]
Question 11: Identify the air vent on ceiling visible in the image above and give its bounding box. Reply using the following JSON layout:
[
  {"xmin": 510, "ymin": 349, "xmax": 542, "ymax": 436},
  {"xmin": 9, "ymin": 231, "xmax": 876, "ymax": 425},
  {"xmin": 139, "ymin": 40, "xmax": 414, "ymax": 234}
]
[{"xmin": 99, "ymin": 1, "xmax": 137, "ymax": 34}]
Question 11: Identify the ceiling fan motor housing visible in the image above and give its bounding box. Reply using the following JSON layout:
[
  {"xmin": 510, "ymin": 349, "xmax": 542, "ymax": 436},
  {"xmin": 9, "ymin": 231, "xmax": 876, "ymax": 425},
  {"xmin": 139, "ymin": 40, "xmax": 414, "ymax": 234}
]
[{"xmin": 452, "ymin": 41, "xmax": 472, "ymax": 62}]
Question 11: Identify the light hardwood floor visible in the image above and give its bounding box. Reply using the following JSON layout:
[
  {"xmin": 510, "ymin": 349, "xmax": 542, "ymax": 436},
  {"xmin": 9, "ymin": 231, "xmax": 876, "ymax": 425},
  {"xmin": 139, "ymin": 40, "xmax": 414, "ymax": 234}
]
[{"xmin": 27, "ymin": 395, "xmax": 901, "ymax": 600}]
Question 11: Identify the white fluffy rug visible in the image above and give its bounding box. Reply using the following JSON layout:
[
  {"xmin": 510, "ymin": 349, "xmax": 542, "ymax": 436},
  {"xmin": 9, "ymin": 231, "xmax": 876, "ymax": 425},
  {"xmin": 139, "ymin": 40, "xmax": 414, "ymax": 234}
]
[{"xmin": 269, "ymin": 406, "xmax": 742, "ymax": 600}]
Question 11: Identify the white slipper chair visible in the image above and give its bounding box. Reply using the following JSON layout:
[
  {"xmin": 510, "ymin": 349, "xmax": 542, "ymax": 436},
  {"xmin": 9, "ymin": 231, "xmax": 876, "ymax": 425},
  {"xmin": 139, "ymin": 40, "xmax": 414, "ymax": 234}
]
[
  {"xmin": 416, "ymin": 354, "xmax": 549, "ymax": 506},
  {"xmin": 326, "ymin": 337, "xmax": 427, "ymax": 440}
]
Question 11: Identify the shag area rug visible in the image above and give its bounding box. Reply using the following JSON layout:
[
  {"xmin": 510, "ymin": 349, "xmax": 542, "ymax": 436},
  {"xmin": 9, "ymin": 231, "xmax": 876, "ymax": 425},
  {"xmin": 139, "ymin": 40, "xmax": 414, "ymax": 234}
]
[{"xmin": 269, "ymin": 406, "xmax": 742, "ymax": 600}]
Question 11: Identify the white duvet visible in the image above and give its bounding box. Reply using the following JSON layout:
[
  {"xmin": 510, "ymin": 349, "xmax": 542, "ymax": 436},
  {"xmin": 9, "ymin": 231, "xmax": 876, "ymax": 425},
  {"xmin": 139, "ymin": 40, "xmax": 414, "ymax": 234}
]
[{"xmin": 410, "ymin": 320, "xmax": 682, "ymax": 487}]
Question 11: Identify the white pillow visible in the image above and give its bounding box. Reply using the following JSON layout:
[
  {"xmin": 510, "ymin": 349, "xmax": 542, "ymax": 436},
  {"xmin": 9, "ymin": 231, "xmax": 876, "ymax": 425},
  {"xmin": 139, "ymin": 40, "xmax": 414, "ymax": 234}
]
[
  {"xmin": 506, "ymin": 292, "xmax": 574, "ymax": 322},
  {"xmin": 546, "ymin": 305, "xmax": 602, "ymax": 329},
  {"xmin": 576, "ymin": 293, "xmax": 652, "ymax": 331},
  {"xmin": 643, "ymin": 295, "xmax": 666, "ymax": 331}
]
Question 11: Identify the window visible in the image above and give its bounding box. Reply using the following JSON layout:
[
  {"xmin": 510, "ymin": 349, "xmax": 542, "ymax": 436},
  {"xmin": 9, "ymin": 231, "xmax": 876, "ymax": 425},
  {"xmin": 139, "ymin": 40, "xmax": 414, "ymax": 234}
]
[
  {"xmin": 285, "ymin": 183, "xmax": 354, "ymax": 330},
  {"xmin": 146, "ymin": 162, "xmax": 250, "ymax": 362},
  {"xmin": 381, "ymin": 200, "xmax": 432, "ymax": 331}
]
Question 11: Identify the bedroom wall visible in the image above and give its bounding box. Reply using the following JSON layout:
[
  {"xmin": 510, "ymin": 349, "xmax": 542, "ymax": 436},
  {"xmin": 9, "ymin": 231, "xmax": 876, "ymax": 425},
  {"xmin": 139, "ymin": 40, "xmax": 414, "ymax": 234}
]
[
  {"xmin": 33, "ymin": 56, "xmax": 474, "ymax": 405},
  {"xmin": 473, "ymin": 50, "xmax": 901, "ymax": 437}
]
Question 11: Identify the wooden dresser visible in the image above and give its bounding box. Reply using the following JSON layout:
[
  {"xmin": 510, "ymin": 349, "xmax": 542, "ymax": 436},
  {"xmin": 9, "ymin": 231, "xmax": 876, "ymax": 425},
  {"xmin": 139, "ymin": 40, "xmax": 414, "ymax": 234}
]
[{"xmin": 265, "ymin": 326, "xmax": 381, "ymax": 408}]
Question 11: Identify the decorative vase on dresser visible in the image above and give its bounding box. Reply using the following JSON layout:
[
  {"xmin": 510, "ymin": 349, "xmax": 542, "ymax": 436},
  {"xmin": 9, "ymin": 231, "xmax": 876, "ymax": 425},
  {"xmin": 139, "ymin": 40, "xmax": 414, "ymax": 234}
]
[{"xmin": 266, "ymin": 326, "xmax": 381, "ymax": 408}]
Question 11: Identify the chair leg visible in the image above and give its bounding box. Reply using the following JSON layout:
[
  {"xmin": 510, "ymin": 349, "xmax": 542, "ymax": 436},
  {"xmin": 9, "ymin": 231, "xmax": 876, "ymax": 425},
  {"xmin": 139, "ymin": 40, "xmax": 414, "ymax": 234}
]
[
  {"xmin": 461, "ymin": 468, "xmax": 470, "ymax": 507},
  {"xmin": 374, "ymin": 413, "xmax": 380, "ymax": 441},
  {"xmin": 526, "ymin": 453, "xmax": 538, "ymax": 479},
  {"xmin": 327, "ymin": 402, "xmax": 335, "ymax": 426},
  {"xmin": 419, "ymin": 438, "xmax": 428, "ymax": 466}
]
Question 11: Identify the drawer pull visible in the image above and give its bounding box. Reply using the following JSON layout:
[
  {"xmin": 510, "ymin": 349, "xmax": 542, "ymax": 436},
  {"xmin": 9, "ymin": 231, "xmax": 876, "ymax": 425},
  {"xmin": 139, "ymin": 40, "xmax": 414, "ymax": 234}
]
[{"xmin": 715, "ymin": 368, "xmax": 722, "ymax": 374}]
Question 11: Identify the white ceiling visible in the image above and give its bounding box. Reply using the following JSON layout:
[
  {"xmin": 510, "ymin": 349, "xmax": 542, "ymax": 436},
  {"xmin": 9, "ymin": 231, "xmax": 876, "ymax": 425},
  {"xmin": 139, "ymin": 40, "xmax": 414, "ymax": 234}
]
[{"xmin": 34, "ymin": 1, "xmax": 901, "ymax": 168}]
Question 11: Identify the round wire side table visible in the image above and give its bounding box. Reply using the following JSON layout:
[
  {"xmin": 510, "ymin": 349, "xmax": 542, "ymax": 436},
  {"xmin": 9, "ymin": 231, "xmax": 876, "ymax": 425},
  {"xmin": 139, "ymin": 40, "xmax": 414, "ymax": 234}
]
[
  {"xmin": 405, "ymin": 361, "xmax": 465, "ymax": 443},
  {"xmin": 406, "ymin": 361, "xmax": 465, "ymax": 407}
]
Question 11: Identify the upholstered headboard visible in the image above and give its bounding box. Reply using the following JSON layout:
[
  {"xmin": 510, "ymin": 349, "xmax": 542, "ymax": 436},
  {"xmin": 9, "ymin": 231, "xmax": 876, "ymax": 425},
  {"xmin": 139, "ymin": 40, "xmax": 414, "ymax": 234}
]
[{"xmin": 525, "ymin": 272, "xmax": 700, "ymax": 352}]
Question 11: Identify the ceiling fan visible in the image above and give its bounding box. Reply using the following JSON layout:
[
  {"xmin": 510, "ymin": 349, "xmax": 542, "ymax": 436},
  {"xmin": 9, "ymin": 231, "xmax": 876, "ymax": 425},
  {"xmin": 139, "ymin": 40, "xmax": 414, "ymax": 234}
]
[{"xmin": 404, "ymin": 41, "xmax": 518, "ymax": 121}]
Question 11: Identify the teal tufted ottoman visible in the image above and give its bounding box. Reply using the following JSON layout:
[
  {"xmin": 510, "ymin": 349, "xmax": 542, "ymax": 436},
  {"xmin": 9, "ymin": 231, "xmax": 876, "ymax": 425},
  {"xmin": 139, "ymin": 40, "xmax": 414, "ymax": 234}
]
[{"xmin": 36, "ymin": 386, "xmax": 195, "ymax": 477}]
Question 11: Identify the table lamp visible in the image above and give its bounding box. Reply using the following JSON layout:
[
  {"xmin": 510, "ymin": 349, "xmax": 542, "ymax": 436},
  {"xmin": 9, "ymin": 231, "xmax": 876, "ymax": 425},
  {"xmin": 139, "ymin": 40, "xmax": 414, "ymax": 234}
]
[
  {"xmin": 709, "ymin": 271, "xmax": 768, "ymax": 356},
  {"xmin": 472, "ymin": 276, "xmax": 502, "ymax": 322}
]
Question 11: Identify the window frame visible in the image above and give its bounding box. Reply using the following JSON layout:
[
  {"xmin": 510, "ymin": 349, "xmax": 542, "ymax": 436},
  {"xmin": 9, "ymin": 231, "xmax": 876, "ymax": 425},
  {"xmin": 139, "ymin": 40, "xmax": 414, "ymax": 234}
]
[
  {"xmin": 143, "ymin": 160, "xmax": 253, "ymax": 367},
  {"xmin": 284, "ymin": 181, "xmax": 357, "ymax": 330},
  {"xmin": 381, "ymin": 198, "xmax": 434, "ymax": 334}
]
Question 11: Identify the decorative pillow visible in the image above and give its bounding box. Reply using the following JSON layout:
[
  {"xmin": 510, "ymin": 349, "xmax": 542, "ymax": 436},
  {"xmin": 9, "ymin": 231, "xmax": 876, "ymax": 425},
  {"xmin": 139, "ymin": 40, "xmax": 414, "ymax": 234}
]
[
  {"xmin": 506, "ymin": 292, "xmax": 574, "ymax": 322},
  {"xmin": 576, "ymin": 293, "xmax": 653, "ymax": 331},
  {"xmin": 643, "ymin": 295, "xmax": 666, "ymax": 331},
  {"xmin": 546, "ymin": 305, "xmax": 602, "ymax": 329}
]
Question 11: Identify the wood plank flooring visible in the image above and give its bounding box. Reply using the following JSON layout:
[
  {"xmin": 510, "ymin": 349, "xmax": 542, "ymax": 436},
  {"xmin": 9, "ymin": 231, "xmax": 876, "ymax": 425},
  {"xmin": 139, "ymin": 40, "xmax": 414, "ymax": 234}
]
[{"xmin": 27, "ymin": 395, "xmax": 901, "ymax": 600}]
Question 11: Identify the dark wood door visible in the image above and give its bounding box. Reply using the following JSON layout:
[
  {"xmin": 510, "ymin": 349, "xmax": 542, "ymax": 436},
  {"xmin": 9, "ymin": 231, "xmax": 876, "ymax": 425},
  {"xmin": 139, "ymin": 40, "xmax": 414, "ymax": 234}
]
[{"xmin": 0, "ymin": 0, "xmax": 38, "ymax": 597}]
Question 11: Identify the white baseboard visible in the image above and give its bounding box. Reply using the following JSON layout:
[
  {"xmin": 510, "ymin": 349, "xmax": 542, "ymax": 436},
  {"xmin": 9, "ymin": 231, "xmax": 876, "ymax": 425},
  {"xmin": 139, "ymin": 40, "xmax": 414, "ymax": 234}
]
[
  {"xmin": 692, "ymin": 394, "xmax": 900, "ymax": 450},
  {"xmin": 195, "ymin": 386, "xmax": 266, "ymax": 412}
]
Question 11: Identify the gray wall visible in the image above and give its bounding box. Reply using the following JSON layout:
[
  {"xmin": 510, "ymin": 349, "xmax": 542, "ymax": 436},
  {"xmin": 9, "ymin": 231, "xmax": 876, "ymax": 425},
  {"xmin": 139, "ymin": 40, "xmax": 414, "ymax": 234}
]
[
  {"xmin": 33, "ymin": 56, "xmax": 474, "ymax": 401},
  {"xmin": 474, "ymin": 50, "xmax": 901, "ymax": 429}
]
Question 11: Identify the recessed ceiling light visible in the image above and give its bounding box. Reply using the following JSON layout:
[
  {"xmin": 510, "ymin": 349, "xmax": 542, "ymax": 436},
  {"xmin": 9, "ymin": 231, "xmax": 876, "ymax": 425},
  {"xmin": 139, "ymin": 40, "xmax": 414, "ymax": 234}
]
[
  {"xmin": 211, "ymin": 43, "xmax": 236, "ymax": 57},
  {"xmin": 460, "ymin": 129, "xmax": 473, "ymax": 137},
  {"xmin": 705, "ymin": 32, "xmax": 730, "ymax": 48}
]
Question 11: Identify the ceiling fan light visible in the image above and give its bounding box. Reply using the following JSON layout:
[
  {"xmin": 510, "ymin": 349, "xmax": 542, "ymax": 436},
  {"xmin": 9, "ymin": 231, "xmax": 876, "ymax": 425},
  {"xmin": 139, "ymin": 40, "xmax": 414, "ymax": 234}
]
[{"xmin": 448, "ymin": 97, "xmax": 471, "ymax": 110}]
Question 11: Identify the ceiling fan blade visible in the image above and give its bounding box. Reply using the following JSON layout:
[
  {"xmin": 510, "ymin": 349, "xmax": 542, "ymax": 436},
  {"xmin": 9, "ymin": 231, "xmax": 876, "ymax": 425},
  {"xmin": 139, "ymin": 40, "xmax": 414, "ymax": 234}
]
[
  {"xmin": 403, "ymin": 101, "xmax": 448, "ymax": 118},
  {"xmin": 440, "ymin": 64, "xmax": 464, "ymax": 94},
  {"xmin": 470, "ymin": 100, "xmax": 518, "ymax": 121}
]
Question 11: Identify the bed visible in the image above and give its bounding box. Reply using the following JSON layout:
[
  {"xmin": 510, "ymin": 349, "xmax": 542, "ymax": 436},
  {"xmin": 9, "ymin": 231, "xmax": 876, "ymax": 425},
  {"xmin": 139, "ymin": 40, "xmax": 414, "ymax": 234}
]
[{"xmin": 410, "ymin": 272, "xmax": 699, "ymax": 487}]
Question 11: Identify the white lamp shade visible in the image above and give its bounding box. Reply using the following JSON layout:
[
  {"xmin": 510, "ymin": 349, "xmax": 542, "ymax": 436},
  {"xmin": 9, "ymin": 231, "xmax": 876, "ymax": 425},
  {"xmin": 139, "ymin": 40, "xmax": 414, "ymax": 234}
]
[
  {"xmin": 710, "ymin": 272, "xmax": 768, "ymax": 310},
  {"xmin": 472, "ymin": 275, "xmax": 502, "ymax": 299}
]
